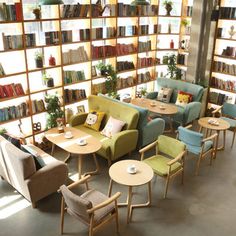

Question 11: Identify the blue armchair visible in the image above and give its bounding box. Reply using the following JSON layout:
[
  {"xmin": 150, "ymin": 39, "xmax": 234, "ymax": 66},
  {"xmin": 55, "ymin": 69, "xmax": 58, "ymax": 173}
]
[
  {"xmin": 147, "ymin": 78, "xmax": 204, "ymax": 125},
  {"xmin": 212, "ymin": 102, "xmax": 236, "ymax": 148},
  {"xmin": 177, "ymin": 126, "xmax": 217, "ymax": 175}
]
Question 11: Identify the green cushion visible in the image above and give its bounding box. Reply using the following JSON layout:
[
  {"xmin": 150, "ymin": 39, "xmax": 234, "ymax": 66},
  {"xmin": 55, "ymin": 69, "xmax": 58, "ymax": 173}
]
[
  {"xmin": 220, "ymin": 117, "xmax": 236, "ymax": 128},
  {"xmin": 143, "ymin": 155, "xmax": 182, "ymax": 176}
]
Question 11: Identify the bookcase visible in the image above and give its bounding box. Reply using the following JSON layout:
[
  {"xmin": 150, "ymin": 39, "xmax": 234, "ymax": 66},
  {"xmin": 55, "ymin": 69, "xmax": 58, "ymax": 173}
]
[
  {"xmin": 208, "ymin": 0, "xmax": 236, "ymax": 113},
  {"xmin": 0, "ymin": 0, "xmax": 193, "ymax": 145}
]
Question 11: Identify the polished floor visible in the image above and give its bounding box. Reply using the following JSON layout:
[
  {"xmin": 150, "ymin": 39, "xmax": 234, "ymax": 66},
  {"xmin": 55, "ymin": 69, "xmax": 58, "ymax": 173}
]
[{"xmin": 1, "ymin": 128, "xmax": 236, "ymax": 236}]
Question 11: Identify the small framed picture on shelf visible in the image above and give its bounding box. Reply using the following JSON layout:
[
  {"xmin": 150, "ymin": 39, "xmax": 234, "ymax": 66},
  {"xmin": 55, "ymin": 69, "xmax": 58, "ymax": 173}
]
[
  {"xmin": 91, "ymin": 66, "xmax": 97, "ymax": 77},
  {"xmin": 0, "ymin": 63, "xmax": 5, "ymax": 76},
  {"xmin": 77, "ymin": 105, "xmax": 85, "ymax": 114}
]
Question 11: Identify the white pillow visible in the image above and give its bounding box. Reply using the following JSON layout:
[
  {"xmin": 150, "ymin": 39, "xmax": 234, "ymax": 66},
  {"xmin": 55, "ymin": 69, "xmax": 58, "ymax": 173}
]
[
  {"xmin": 157, "ymin": 87, "xmax": 173, "ymax": 103},
  {"xmin": 101, "ymin": 116, "xmax": 126, "ymax": 138}
]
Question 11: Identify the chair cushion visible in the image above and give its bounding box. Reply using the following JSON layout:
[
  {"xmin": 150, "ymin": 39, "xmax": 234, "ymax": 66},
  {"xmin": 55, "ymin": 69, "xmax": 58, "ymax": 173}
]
[
  {"xmin": 84, "ymin": 111, "xmax": 105, "ymax": 131},
  {"xmin": 157, "ymin": 87, "xmax": 173, "ymax": 103},
  {"xmin": 221, "ymin": 117, "xmax": 236, "ymax": 128},
  {"xmin": 175, "ymin": 91, "xmax": 193, "ymax": 107},
  {"xmin": 186, "ymin": 140, "xmax": 213, "ymax": 155},
  {"xmin": 81, "ymin": 189, "xmax": 115, "ymax": 224},
  {"xmin": 143, "ymin": 154, "xmax": 182, "ymax": 177}
]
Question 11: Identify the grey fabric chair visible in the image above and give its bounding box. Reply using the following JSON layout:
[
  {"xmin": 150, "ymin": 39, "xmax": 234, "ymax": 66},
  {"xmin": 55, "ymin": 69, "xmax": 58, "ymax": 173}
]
[{"xmin": 59, "ymin": 175, "xmax": 121, "ymax": 236}]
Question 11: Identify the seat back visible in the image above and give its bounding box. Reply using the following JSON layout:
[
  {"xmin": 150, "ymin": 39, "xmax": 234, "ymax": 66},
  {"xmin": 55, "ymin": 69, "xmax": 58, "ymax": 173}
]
[
  {"xmin": 157, "ymin": 135, "xmax": 185, "ymax": 158},
  {"xmin": 178, "ymin": 126, "xmax": 203, "ymax": 147},
  {"xmin": 222, "ymin": 103, "xmax": 236, "ymax": 118},
  {"xmin": 60, "ymin": 185, "xmax": 92, "ymax": 222}
]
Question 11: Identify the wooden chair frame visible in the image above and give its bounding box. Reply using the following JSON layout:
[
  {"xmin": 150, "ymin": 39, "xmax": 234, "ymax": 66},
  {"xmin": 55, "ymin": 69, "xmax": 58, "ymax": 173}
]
[
  {"xmin": 139, "ymin": 140, "xmax": 186, "ymax": 199},
  {"xmin": 58, "ymin": 175, "xmax": 121, "ymax": 236},
  {"xmin": 212, "ymin": 106, "xmax": 236, "ymax": 148},
  {"xmin": 176, "ymin": 125, "xmax": 218, "ymax": 175}
]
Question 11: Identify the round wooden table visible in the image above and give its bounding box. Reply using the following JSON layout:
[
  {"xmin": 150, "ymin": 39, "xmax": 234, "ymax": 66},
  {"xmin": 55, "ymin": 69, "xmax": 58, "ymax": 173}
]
[
  {"xmin": 45, "ymin": 127, "xmax": 101, "ymax": 179},
  {"xmin": 198, "ymin": 117, "xmax": 230, "ymax": 158},
  {"xmin": 108, "ymin": 160, "xmax": 154, "ymax": 223}
]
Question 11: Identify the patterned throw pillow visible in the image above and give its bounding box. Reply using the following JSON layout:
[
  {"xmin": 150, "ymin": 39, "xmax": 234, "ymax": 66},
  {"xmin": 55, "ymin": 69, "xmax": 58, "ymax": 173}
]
[
  {"xmin": 157, "ymin": 87, "xmax": 173, "ymax": 103},
  {"xmin": 101, "ymin": 116, "xmax": 126, "ymax": 138},
  {"xmin": 84, "ymin": 111, "xmax": 105, "ymax": 131},
  {"xmin": 175, "ymin": 91, "xmax": 193, "ymax": 107}
]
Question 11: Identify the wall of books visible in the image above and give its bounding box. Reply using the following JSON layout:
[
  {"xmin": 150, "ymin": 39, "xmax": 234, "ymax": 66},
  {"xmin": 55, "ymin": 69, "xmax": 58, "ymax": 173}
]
[
  {"xmin": 208, "ymin": 0, "xmax": 236, "ymax": 113},
  {"xmin": 0, "ymin": 0, "xmax": 193, "ymax": 144}
]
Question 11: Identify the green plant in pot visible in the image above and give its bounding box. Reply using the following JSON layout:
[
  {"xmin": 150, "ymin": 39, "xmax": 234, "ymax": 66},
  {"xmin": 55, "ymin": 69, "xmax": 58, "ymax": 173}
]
[
  {"xmin": 44, "ymin": 93, "xmax": 64, "ymax": 129},
  {"xmin": 42, "ymin": 72, "xmax": 54, "ymax": 88},
  {"xmin": 96, "ymin": 62, "xmax": 118, "ymax": 98},
  {"xmin": 35, "ymin": 51, "xmax": 43, "ymax": 68},
  {"xmin": 165, "ymin": 54, "xmax": 182, "ymax": 80},
  {"xmin": 163, "ymin": 0, "xmax": 173, "ymax": 16}
]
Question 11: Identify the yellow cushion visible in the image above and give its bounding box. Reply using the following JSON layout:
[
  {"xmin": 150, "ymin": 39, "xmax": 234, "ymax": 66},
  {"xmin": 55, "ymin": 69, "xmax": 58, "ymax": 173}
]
[
  {"xmin": 143, "ymin": 155, "xmax": 182, "ymax": 176},
  {"xmin": 175, "ymin": 91, "xmax": 192, "ymax": 107},
  {"xmin": 84, "ymin": 111, "xmax": 105, "ymax": 131}
]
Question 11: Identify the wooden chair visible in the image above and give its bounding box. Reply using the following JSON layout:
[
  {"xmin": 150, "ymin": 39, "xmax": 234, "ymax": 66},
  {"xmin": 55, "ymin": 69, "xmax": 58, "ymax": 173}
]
[
  {"xmin": 139, "ymin": 135, "xmax": 186, "ymax": 199},
  {"xmin": 58, "ymin": 175, "xmax": 121, "ymax": 236},
  {"xmin": 176, "ymin": 125, "xmax": 218, "ymax": 175},
  {"xmin": 212, "ymin": 102, "xmax": 236, "ymax": 148}
]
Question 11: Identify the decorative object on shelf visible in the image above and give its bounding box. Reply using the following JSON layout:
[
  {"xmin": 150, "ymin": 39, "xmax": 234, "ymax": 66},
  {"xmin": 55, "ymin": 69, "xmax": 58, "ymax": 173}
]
[
  {"xmin": 33, "ymin": 122, "xmax": 42, "ymax": 132},
  {"xmin": 0, "ymin": 63, "xmax": 5, "ymax": 76},
  {"xmin": 228, "ymin": 25, "xmax": 236, "ymax": 39},
  {"xmin": 140, "ymin": 87, "xmax": 147, "ymax": 98},
  {"xmin": 163, "ymin": 1, "xmax": 173, "ymax": 16},
  {"xmin": 77, "ymin": 105, "xmax": 85, "ymax": 114},
  {"xmin": 48, "ymin": 55, "xmax": 56, "ymax": 66},
  {"xmin": 168, "ymin": 23, "xmax": 172, "ymax": 33},
  {"xmin": 39, "ymin": 0, "xmax": 64, "ymax": 5},
  {"xmin": 131, "ymin": 0, "xmax": 150, "ymax": 6},
  {"xmin": 44, "ymin": 93, "xmax": 64, "ymax": 129},
  {"xmin": 165, "ymin": 54, "xmax": 182, "ymax": 80},
  {"xmin": 35, "ymin": 51, "xmax": 43, "ymax": 68},
  {"xmin": 32, "ymin": 6, "xmax": 41, "ymax": 19},
  {"xmin": 65, "ymin": 108, "xmax": 73, "ymax": 123},
  {"xmin": 170, "ymin": 39, "xmax": 174, "ymax": 49},
  {"xmin": 42, "ymin": 73, "xmax": 54, "ymax": 87},
  {"xmin": 56, "ymin": 118, "xmax": 64, "ymax": 133},
  {"xmin": 91, "ymin": 65, "xmax": 97, "ymax": 77},
  {"xmin": 96, "ymin": 63, "xmax": 118, "ymax": 98}
]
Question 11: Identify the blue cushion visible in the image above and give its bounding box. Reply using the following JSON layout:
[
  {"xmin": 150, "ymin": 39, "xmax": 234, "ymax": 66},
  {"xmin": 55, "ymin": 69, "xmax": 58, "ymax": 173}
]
[
  {"xmin": 222, "ymin": 103, "xmax": 236, "ymax": 118},
  {"xmin": 221, "ymin": 117, "xmax": 236, "ymax": 128},
  {"xmin": 186, "ymin": 140, "xmax": 213, "ymax": 155}
]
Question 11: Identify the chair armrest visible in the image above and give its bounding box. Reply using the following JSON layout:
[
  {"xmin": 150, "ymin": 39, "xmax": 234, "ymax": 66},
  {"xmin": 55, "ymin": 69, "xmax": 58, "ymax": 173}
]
[
  {"xmin": 184, "ymin": 102, "xmax": 202, "ymax": 124},
  {"xmin": 167, "ymin": 150, "xmax": 186, "ymax": 166},
  {"xmin": 202, "ymin": 133, "xmax": 218, "ymax": 143},
  {"xmin": 87, "ymin": 192, "xmax": 121, "ymax": 214},
  {"xmin": 185, "ymin": 124, "xmax": 193, "ymax": 129},
  {"xmin": 139, "ymin": 140, "xmax": 158, "ymax": 160},
  {"xmin": 69, "ymin": 113, "xmax": 88, "ymax": 127},
  {"xmin": 146, "ymin": 92, "xmax": 158, "ymax": 100},
  {"xmin": 212, "ymin": 105, "xmax": 223, "ymax": 117}
]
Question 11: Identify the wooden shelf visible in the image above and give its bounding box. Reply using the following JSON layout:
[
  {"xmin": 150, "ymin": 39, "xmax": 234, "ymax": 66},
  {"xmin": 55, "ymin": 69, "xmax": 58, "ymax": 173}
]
[
  {"xmin": 210, "ymin": 86, "xmax": 236, "ymax": 94},
  {"xmin": 24, "ymin": 18, "xmax": 60, "ymax": 22},
  {"xmin": 158, "ymin": 15, "xmax": 181, "ymax": 18},
  {"xmin": 0, "ymin": 71, "xmax": 26, "ymax": 79},
  {"xmin": 30, "ymin": 85, "xmax": 63, "ymax": 95},
  {"xmin": 217, "ymin": 37, "xmax": 236, "ymax": 42},
  {"xmin": 214, "ymin": 54, "xmax": 236, "ymax": 60},
  {"xmin": 212, "ymin": 70, "xmax": 236, "ymax": 77},
  {"xmin": 0, "ymin": 115, "xmax": 31, "ymax": 125},
  {"xmin": 64, "ymin": 79, "xmax": 91, "ymax": 87},
  {"xmin": 0, "ymin": 94, "xmax": 29, "ymax": 103},
  {"xmin": 28, "ymin": 65, "xmax": 61, "ymax": 73},
  {"xmin": 117, "ymin": 68, "xmax": 136, "ymax": 74},
  {"xmin": 64, "ymin": 98, "xmax": 87, "ymax": 106}
]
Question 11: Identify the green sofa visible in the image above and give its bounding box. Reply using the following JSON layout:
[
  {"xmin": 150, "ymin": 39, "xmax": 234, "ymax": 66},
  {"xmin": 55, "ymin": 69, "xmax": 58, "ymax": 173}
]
[
  {"xmin": 98, "ymin": 94, "xmax": 165, "ymax": 148},
  {"xmin": 147, "ymin": 78, "xmax": 204, "ymax": 125},
  {"xmin": 69, "ymin": 95, "xmax": 139, "ymax": 165}
]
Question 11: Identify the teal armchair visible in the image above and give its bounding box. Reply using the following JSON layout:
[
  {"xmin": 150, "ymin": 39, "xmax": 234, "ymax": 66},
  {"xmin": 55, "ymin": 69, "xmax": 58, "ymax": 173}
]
[
  {"xmin": 177, "ymin": 126, "xmax": 217, "ymax": 175},
  {"xmin": 212, "ymin": 102, "xmax": 236, "ymax": 148}
]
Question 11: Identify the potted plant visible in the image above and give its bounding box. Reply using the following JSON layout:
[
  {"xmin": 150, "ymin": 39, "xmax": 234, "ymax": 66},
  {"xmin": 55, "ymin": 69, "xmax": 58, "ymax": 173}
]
[
  {"xmin": 44, "ymin": 93, "xmax": 64, "ymax": 129},
  {"xmin": 165, "ymin": 54, "xmax": 182, "ymax": 80},
  {"xmin": 32, "ymin": 6, "xmax": 41, "ymax": 19},
  {"xmin": 163, "ymin": 1, "xmax": 173, "ymax": 16},
  {"xmin": 35, "ymin": 51, "xmax": 43, "ymax": 68},
  {"xmin": 140, "ymin": 87, "xmax": 147, "ymax": 98},
  {"xmin": 96, "ymin": 62, "xmax": 118, "ymax": 98},
  {"xmin": 42, "ymin": 72, "xmax": 54, "ymax": 88},
  {"xmin": 181, "ymin": 19, "xmax": 191, "ymax": 34}
]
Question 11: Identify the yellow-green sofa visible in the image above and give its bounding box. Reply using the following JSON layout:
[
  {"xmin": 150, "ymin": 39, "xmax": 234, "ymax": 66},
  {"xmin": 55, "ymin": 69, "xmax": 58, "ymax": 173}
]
[{"xmin": 69, "ymin": 95, "xmax": 139, "ymax": 165}]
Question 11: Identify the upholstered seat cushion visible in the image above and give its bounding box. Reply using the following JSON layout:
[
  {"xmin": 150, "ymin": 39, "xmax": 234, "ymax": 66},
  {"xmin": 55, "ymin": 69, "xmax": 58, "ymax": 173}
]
[
  {"xmin": 221, "ymin": 117, "xmax": 236, "ymax": 128},
  {"xmin": 81, "ymin": 189, "xmax": 115, "ymax": 224},
  {"xmin": 143, "ymin": 154, "xmax": 182, "ymax": 176},
  {"xmin": 186, "ymin": 140, "xmax": 213, "ymax": 155}
]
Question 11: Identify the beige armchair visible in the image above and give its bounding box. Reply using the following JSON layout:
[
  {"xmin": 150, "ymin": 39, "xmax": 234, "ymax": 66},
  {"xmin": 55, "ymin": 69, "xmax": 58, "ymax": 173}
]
[{"xmin": 59, "ymin": 175, "xmax": 121, "ymax": 236}]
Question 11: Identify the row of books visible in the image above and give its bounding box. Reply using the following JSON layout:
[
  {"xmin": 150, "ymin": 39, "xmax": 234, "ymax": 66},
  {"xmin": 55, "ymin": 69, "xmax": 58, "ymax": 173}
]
[
  {"xmin": 0, "ymin": 3, "xmax": 22, "ymax": 21},
  {"xmin": 91, "ymin": 27, "xmax": 116, "ymax": 40},
  {"xmin": 137, "ymin": 71, "xmax": 152, "ymax": 84},
  {"xmin": 138, "ymin": 40, "xmax": 152, "ymax": 53},
  {"xmin": 213, "ymin": 61, "xmax": 236, "ymax": 76},
  {"xmin": 92, "ymin": 45, "xmax": 116, "ymax": 59},
  {"xmin": 31, "ymin": 99, "xmax": 45, "ymax": 114},
  {"xmin": 221, "ymin": 46, "xmax": 236, "ymax": 57},
  {"xmin": 61, "ymin": 29, "xmax": 90, "ymax": 43},
  {"xmin": 2, "ymin": 33, "xmax": 23, "ymax": 50},
  {"xmin": 139, "ymin": 25, "xmax": 158, "ymax": 35},
  {"xmin": 137, "ymin": 57, "xmax": 158, "ymax": 68},
  {"xmin": 45, "ymin": 31, "xmax": 60, "ymax": 45},
  {"xmin": 64, "ymin": 89, "xmax": 86, "ymax": 104},
  {"xmin": 25, "ymin": 33, "xmax": 36, "ymax": 47},
  {"xmin": 64, "ymin": 70, "xmax": 86, "ymax": 85},
  {"xmin": 184, "ymin": 6, "xmax": 193, "ymax": 17},
  {"xmin": 0, "ymin": 102, "xmax": 28, "ymax": 122},
  {"xmin": 117, "ymin": 76, "xmax": 135, "ymax": 89},
  {"xmin": 177, "ymin": 54, "xmax": 188, "ymax": 66},
  {"xmin": 117, "ymin": 3, "xmax": 158, "ymax": 17},
  {"xmin": 61, "ymin": 4, "xmax": 90, "ymax": 18},
  {"xmin": 117, "ymin": 25, "xmax": 137, "ymax": 37},
  {"xmin": 0, "ymin": 83, "xmax": 25, "ymax": 99},
  {"xmin": 219, "ymin": 7, "xmax": 236, "ymax": 19},
  {"xmin": 91, "ymin": 4, "xmax": 116, "ymax": 17},
  {"xmin": 211, "ymin": 77, "xmax": 236, "ymax": 92},
  {"xmin": 209, "ymin": 91, "xmax": 234, "ymax": 105},
  {"xmin": 62, "ymin": 46, "xmax": 89, "ymax": 64},
  {"xmin": 117, "ymin": 61, "xmax": 135, "ymax": 72},
  {"xmin": 117, "ymin": 43, "xmax": 136, "ymax": 56}
]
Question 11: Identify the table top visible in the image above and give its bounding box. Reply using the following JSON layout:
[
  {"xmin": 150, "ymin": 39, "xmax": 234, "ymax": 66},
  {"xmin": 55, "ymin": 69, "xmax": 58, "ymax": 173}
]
[
  {"xmin": 131, "ymin": 98, "xmax": 178, "ymax": 115},
  {"xmin": 198, "ymin": 117, "xmax": 230, "ymax": 131},
  {"xmin": 45, "ymin": 127, "xmax": 102, "ymax": 155},
  {"xmin": 109, "ymin": 160, "xmax": 154, "ymax": 187}
]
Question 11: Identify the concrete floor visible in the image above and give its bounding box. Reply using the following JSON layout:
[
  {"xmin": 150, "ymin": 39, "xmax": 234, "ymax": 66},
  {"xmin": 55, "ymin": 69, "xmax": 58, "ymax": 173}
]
[{"xmin": 1, "ymin": 129, "xmax": 236, "ymax": 236}]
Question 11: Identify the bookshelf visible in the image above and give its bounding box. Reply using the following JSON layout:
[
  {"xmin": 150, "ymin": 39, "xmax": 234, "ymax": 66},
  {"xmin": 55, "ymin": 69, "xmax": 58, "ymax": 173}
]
[
  {"xmin": 0, "ymin": 0, "xmax": 192, "ymax": 145},
  {"xmin": 208, "ymin": 0, "xmax": 236, "ymax": 113}
]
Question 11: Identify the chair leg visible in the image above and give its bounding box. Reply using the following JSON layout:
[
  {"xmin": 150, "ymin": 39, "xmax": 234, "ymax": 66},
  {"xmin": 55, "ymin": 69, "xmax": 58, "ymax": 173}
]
[
  {"xmin": 195, "ymin": 155, "xmax": 202, "ymax": 176},
  {"xmin": 181, "ymin": 169, "xmax": 184, "ymax": 185},
  {"xmin": 164, "ymin": 176, "xmax": 170, "ymax": 199},
  {"xmin": 60, "ymin": 198, "xmax": 65, "ymax": 235},
  {"xmin": 89, "ymin": 216, "xmax": 94, "ymax": 236},
  {"xmin": 32, "ymin": 202, "xmax": 36, "ymax": 208},
  {"xmin": 115, "ymin": 202, "xmax": 119, "ymax": 233},
  {"xmin": 231, "ymin": 131, "xmax": 236, "ymax": 148},
  {"xmin": 210, "ymin": 150, "xmax": 214, "ymax": 166}
]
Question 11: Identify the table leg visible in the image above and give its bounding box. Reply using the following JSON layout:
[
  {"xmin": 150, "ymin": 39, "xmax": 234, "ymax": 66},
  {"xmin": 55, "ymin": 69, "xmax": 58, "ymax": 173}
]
[
  {"xmin": 164, "ymin": 116, "xmax": 174, "ymax": 133},
  {"xmin": 64, "ymin": 153, "xmax": 72, "ymax": 163},
  {"xmin": 199, "ymin": 126, "xmax": 203, "ymax": 133},
  {"xmin": 82, "ymin": 153, "xmax": 100, "ymax": 177},
  {"xmin": 127, "ymin": 186, "xmax": 132, "ymax": 224},
  {"xmin": 51, "ymin": 143, "xmax": 55, "ymax": 156},
  {"xmin": 108, "ymin": 179, "xmax": 113, "ymax": 197},
  {"xmin": 214, "ymin": 131, "xmax": 220, "ymax": 159},
  {"xmin": 78, "ymin": 154, "xmax": 83, "ymax": 179}
]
